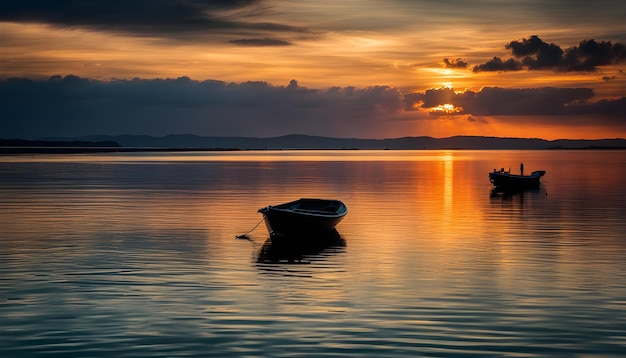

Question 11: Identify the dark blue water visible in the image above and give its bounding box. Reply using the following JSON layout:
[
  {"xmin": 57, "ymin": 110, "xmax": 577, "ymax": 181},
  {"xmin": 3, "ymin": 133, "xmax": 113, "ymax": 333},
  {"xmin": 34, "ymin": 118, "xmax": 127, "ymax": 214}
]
[{"xmin": 1, "ymin": 150, "xmax": 625, "ymax": 357}]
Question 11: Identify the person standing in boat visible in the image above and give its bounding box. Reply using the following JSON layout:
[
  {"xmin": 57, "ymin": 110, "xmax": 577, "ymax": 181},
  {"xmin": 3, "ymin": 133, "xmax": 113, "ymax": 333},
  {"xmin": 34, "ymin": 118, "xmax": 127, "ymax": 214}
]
[{"xmin": 520, "ymin": 162, "xmax": 524, "ymax": 176}]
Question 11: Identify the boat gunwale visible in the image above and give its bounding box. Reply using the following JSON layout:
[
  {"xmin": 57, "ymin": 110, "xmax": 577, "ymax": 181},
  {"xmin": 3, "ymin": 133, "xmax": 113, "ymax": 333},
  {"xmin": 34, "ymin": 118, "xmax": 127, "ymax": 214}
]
[
  {"xmin": 265, "ymin": 206, "xmax": 347, "ymax": 218},
  {"xmin": 259, "ymin": 198, "xmax": 347, "ymax": 218},
  {"xmin": 489, "ymin": 171, "xmax": 544, "ymax": 179}
]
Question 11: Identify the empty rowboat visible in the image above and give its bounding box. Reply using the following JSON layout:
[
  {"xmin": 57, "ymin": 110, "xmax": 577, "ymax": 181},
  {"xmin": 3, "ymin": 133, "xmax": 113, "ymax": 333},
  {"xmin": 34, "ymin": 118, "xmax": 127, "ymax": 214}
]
[{"xmin": 258, "ymin": 198, "xmax": 347, "ymax": 237}]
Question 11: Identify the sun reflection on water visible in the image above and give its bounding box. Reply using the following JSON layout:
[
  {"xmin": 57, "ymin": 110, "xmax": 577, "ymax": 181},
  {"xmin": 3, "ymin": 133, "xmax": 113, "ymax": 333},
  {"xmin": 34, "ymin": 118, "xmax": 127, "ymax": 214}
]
[{"xmin": 2, "ymin": 150, "xmax": 626, "ymax": 357}]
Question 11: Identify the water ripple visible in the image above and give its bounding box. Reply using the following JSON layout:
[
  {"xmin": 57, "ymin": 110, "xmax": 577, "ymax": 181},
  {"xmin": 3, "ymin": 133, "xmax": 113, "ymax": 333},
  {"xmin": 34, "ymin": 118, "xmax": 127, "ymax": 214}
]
[{"xmin": 2, "ymin": 150, "xmax": 626, "ymax": 357}]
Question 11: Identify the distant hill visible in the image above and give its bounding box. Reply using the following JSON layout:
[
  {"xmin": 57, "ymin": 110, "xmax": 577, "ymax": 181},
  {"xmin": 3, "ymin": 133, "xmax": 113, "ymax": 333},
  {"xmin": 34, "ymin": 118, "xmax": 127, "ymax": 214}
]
[
  {"xmin": 38, "ymin": 134, "xmax": 626, "ymax": 150},
  {"xmin": 0, "ymin": 138, "xmax": 122, "ymax": 154},
  {"xmin": 0, "ymin": 138, "xmax": 120, "ymax": 147}
]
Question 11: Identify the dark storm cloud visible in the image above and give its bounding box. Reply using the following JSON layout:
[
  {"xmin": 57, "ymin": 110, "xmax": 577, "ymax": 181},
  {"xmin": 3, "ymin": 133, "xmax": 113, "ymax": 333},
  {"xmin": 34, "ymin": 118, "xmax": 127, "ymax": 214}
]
[
  {"xmin": 0, "ymin": 75, "xmax": 405, "ymax": 139},
  {"xmin": 442, "ymin": 58, "xmax": 468, "ymax": 69},
  {"xmin": 472, "ymin": 35, "xmax": 626, "ymax": 72},
  {"xmin": 472, "ymin": 57, "xmax": 522, "ymax": 72},
  {"xmin": 405, "ymin": 86, "xmax": 626, "ymax": 117},
  {"xmin": 0, "ymin": 0, "xmax": 306, "ymax": 41},
  {"xmin": 3, "ymin": 75, "xmax": 625, "ymax": 140}
]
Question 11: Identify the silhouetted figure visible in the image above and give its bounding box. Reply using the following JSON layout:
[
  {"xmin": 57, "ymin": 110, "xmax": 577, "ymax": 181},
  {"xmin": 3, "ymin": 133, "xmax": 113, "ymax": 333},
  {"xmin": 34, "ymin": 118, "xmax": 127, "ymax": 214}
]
[{"xmin": 520, "ymin": 162, "xmax": 524, "ymax": 176}]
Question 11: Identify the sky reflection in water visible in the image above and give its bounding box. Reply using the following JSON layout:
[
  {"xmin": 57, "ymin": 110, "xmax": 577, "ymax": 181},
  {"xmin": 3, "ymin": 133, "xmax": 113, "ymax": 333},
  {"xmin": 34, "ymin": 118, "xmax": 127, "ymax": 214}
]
[{"xmin": 1, "ymin": 150, "xmax": 626, "ymax": 357}]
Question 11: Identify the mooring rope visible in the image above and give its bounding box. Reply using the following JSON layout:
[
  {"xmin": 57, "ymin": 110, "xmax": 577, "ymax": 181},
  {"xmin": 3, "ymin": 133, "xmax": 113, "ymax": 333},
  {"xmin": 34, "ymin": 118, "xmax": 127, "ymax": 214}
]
[{"xmin": 235, "ymin": 215, "xmax": 265, "ymax": 239}]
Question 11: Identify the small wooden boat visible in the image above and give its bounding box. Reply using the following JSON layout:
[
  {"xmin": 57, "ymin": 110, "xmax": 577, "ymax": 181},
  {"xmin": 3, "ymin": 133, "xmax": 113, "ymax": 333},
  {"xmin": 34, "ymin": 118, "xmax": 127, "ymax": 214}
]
[
  {"xmin": 258, "ymin": 198, "xmax": 347, "ymax": 237},
  {"xmin": 489, "ymin": 168, "xmax": 546, "ymax": 189}
]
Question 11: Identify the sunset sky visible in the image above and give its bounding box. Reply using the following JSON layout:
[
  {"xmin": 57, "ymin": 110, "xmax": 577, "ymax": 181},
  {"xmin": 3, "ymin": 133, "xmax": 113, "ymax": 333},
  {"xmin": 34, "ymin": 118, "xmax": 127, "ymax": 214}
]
[{"xmin": 1, "ymin": 0, "xmax": 625, "ymax": 140}]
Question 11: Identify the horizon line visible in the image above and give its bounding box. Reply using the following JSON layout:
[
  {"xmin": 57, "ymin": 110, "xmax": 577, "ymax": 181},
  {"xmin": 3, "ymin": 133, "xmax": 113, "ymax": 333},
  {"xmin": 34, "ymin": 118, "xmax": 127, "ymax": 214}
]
[{"xmin": 31, "ymin": 134, "xmax": 626, "ymax": 142}]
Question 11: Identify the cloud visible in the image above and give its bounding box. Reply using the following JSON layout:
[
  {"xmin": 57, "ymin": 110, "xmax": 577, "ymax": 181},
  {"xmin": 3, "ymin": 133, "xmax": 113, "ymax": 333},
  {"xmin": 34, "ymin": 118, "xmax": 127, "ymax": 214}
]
[
  {"xmin": 472, "ymin": 35, "xmax": 626, "ymax": 72},
  {"xmin": 471, "ymin": 57, "xmax": 522, "ymax": 72},
  {"xmin": 0, "ymin": 75, "xmax": 407, "ymax": 139},
  {"xmin": 604, "ymin": 69, "xmax": 626, "ymax": 81},
  {"xmin": 2, "ymin": 76, "xmax": 625, "ymax": 140},
  {"xmin": 228, "ymin": 37, "xmax": 292, "ymax": 46},
  {"xmin": 0, "ymin": 0, "xmax": 308, "ymax": 42},
  {"xmin": 442, "ymin": 58, "xmax": 468, "ymax": 69},
  {"xmin": 405, "ymin": 86, "xmax": 625, "ymax": 117}
]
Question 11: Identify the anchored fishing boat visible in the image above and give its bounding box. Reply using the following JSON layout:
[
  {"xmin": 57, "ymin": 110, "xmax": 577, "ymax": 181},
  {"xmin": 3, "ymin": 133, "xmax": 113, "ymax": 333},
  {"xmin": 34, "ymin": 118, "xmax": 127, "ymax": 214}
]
[
  {"xmin": 489, "ymin": 168, "xmax": 546, "ymax": 189},
  {"xmin": 258, "ymin": 198, "xmax": 347, "ymax": 237}
]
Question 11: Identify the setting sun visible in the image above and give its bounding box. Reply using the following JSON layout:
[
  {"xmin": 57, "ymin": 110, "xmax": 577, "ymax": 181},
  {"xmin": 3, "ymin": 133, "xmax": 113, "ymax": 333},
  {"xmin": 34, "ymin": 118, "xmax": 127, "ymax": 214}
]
[
  {"xmin": 430, "ymin": 103, "xmax": 463, "ymax": 115},
  {"xmin": 0, "ymin": 1, "xmax": 624, "ymax": 139},
  {"xmin": 2, "ymin": 2, "xmax": 626, "ymax": 356}
]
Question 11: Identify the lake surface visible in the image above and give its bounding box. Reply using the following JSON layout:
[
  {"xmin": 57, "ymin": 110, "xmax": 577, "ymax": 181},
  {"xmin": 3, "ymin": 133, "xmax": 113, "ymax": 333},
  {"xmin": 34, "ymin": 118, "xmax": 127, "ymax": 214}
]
[{"xmin": 1, "ymin": 150, "xmax": 626, "ymax": 357}]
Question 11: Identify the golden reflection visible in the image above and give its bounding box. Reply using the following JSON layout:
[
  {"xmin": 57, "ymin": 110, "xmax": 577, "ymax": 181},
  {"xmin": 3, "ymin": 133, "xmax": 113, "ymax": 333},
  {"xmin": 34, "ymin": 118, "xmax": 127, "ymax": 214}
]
[
  {"xmin": 0, "ymin": 150, "xmax": 458, "ymax": 164},
  {"xmin": 3, "ymin": 150, "xmax": 625, "ymax": 307},
  {"xmin": 441, "ymin": 152, "xmax": 454, "ymax": 221}
]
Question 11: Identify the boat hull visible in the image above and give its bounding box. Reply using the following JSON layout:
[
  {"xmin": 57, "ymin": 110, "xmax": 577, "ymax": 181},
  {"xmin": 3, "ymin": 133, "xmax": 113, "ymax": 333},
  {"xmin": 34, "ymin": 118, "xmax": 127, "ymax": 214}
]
[
  {"xmin": 258, "ymin": 198, "xmax": 347, "ymax": 237},
  {"xmin": 489, "ymin": 170, "xmax": 545, "ymax": 189}
]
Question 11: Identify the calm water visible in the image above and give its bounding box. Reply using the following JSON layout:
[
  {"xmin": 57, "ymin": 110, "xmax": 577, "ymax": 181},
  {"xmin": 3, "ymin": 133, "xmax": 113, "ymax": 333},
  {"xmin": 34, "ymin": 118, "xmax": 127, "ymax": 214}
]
[{"xmin": 1, "ymin": 150, "xmax": 626, "ymax": 357}]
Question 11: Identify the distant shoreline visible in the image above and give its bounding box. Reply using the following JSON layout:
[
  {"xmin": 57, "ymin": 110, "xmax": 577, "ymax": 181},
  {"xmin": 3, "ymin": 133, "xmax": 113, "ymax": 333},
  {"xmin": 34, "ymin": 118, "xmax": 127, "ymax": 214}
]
[
  {"xmin": 2, "ymin": 146, "xmax": 626, "ymax": 155},
  {"xmin": 2, "ymin": 135, "xmax": 626, "ymax": 154},
  {"xmin": 0, "ymin": 147, "xmax": 242, "ymax": 155}
]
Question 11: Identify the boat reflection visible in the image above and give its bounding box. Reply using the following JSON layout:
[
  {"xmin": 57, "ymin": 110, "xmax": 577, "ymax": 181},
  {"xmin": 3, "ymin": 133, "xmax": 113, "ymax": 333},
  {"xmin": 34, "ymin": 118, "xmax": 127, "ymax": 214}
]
[
  {"xmin": 489, "ymin": 185, "xmax": 548, "ymax": 214},
  {"xmin": 255, "ymin": 229, "xmax": 346, "ymax": 265},
  {"xmin": 490, "ymin": 185, "xmax": 547, "ymax": 199}
]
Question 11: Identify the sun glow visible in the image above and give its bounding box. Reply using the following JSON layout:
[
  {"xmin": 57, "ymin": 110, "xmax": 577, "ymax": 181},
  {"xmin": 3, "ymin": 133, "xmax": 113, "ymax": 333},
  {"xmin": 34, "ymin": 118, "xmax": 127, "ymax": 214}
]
[{"xmin": 430, "ymin": 103, "xmax": 463, "ymax": 114}]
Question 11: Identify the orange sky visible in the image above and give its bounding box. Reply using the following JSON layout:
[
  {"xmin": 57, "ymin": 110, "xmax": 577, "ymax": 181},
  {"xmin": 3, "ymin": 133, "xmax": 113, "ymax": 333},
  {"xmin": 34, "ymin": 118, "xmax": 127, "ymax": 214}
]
[{"xmin": 0, "ymin": 1, "xmax": 625, "ymax": 140}]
